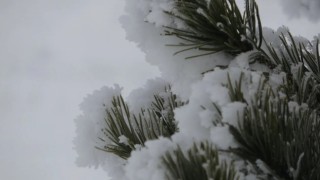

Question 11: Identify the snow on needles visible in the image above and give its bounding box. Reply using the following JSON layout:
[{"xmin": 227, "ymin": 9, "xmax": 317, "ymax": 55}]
[
  {"xmin": 120, "ymin": 0, "xmax": 231, "ymax": 101},
  {"xmin": 74, "ymin": 0, "xmax": 317, "ymax": 179},
  {"xmin": 127, "ymin": 78, "xmax": 168, "ymax": 114},
  {"xmin": 73, "ymin": 85, "xmax": 126, "ymax": 179}
]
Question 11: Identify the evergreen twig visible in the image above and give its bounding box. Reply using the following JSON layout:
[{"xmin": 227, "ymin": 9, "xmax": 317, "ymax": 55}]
[
  {"xmin": 93, "ymin": 1, "xmax": 320, "ymax": 179},
  {"xmin": 97, "ymin": 88, "xmax": 183, "ymax": 159},
  {"xmin": 164, "ymin": 0, "xmax": 262, "ymax": 58},
  {"xmin": 162, "ymin": 141, "xmax": 239, "ymax": 180},
  {"xmin": 229, "ymin": 83, "xmax": 320, "ymax": 179}
]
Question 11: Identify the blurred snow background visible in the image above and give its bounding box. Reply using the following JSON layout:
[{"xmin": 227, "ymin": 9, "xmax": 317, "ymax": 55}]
[
  {"xmin": 280, "ymin": 0, "xmax": 320, "ymax": 21},
  {"xmin": 0, "ymin": 0, "xmax": 318, "ymax": 179},
  {"xmin": 0, "ymin": 0, "xmax": 159, "ymax": 179}
]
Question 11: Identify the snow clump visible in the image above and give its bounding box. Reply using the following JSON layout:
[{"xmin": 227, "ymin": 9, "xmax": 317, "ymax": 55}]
[{"xmin": 74, "ymin": 0, "xmax": 316, "ymax": 179}]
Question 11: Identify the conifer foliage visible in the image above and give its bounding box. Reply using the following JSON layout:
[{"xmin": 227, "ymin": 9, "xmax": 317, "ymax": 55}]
[
  {"xmin": 165, "ymin": 0, "xmax": 262, "ymax": 58},
  {"xmin": 74, "ymin": 0, "xmax": 320, "ymax": 179},
  {"xmin": 98, "ymin": 88, "xmax": 182, "ymax": 159},
  {"xmin": 163, "ymin": 141, "xmax": 239, "ymax": 180}
]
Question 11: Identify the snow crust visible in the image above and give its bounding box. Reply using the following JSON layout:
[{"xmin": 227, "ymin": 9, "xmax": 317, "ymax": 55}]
[{"xmin": 74, "ymin": 0, "xmax": 319, "ymax": 179}]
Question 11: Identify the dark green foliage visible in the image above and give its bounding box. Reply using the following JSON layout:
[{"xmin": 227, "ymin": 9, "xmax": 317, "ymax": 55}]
[
  {"xmin": 94, "ymin": 0, "xmax": 320, "ymax": 179},
  {"xmin": 151, "ymin": 87, "xmax": 183, "ymax": 135},
  {"xmin": 165, "ymin": 0, "xmax": 262, "ymax": 58},
  {"xmin": 226, "ymin": 72, "xmax": 246, "ymax": 103},
  {"xmin": 222, "ymin": 70, "xmax": 320, "ymax": 179},
  {"xmin": 99, "ymin": 96, "xmax": 134, "ymax": 159},
  {"xmin": 261, "ymin": 33, "xmax": 301, "ymax": 70},
  {"xmin": 229, "ymin": 86, "xmax": 320, "ymax": 179},
  {"xmin": 260, "ymin": 32, "xmax": 320, "ymax": 111},
  {"xmin": 97, "ymin": 90, "xmax": 182, "ymax": 159},
  {"xmin": 163, "ymin": 141, "xmax": 239, "ymax": 180},
  {"xmin": 303, "ymin": 40, "xmax": 320, "ymax": 81},
  {"xmin": 281, "ymin": 66, "xmax": 320, "ymax": 113},
  {"xmin": 263, "ymin": 32, "xmax": 319, "ymax": 74}
]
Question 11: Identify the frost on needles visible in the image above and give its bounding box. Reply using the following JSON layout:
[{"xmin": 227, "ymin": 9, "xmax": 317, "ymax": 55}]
[{"xmin": 73, "ymin": 0, "xmax": 320, "ymax": 179}]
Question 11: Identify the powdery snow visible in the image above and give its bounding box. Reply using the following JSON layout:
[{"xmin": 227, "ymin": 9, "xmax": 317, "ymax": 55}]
[
  {"xmin": 127, "ymin": 78, "xmax": 168, "ymax": 114},
  {"xmin": 73, "ymin": 85, "xmax": 126, "ymax": 179},
  {"xmin": 73, "ymin": 0, "xmax": 320, "ymax": 179},
  {"xmin": 120, "ymin": 0, "xmax": 231, "ymax": 101},
  {"xmin": 124, "ymin": 137, "xmax": 175, "ymax": 180}
]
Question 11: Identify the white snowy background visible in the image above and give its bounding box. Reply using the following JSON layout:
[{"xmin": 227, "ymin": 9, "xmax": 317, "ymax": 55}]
[{"xmin": 0, "ymin": 0, "xmax": 319, "ymax": 179}]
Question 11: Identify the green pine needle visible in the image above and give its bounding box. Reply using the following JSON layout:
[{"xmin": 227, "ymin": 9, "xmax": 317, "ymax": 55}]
[
  {"xmin": 165, "ymin": 0, "xmax": 263, "ymax": 58},
  {"xmin": 226, "ymin": 72, "xmax": 246, "ymax": 103},
  {"xmin": 97, "ymin": 88, "xmax": 183, "ymax": 159},
  {"xmin": 229, "ymin": 84, "xmax": 320, "ymax": 179},
  {"xmin": 162, "ymin": 141, "xmax": 239, "ymax": 180}
]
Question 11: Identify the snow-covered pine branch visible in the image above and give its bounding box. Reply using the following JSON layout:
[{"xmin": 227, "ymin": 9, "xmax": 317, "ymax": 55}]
[{"xmin": 74, "ymin": 0, "xmax": 320, "ymax": 179}]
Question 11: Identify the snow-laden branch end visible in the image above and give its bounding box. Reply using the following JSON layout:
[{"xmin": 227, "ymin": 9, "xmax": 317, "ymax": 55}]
[{"xmin": 74, "ymin": 0, "xmax": 320, "ymax": 179}]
